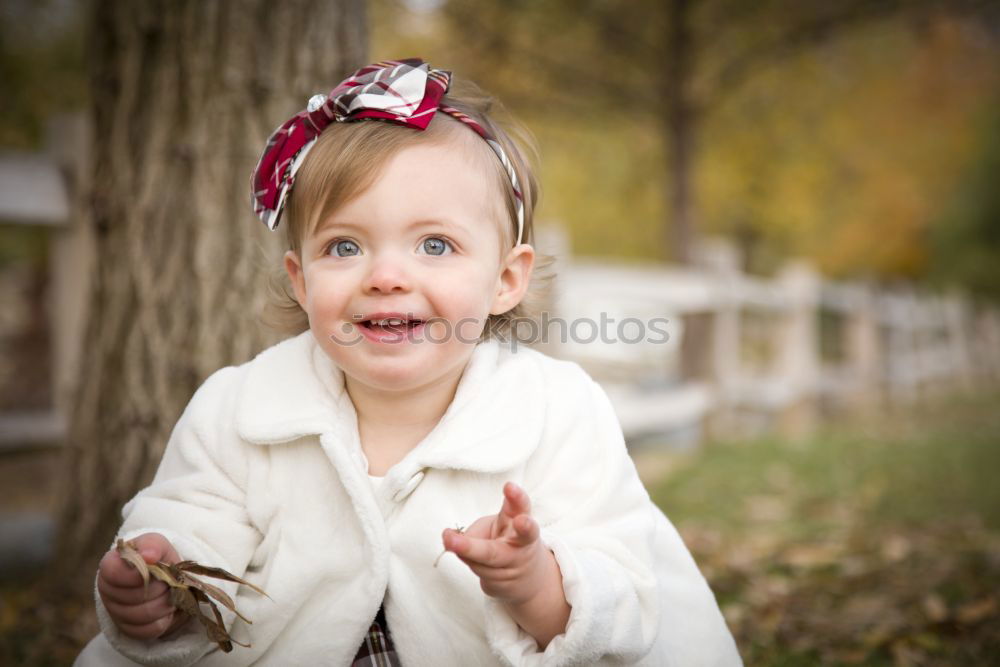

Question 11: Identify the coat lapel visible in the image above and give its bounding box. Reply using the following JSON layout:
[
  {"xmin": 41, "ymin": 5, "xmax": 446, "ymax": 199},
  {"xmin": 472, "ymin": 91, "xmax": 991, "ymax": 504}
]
[
  {"xmin": 235, "ymin": 332, "xmax": 354, "ymax": 444},
  {"xmin": 408, "ymin": 341, "xmax": 547, "ymax": 472}
]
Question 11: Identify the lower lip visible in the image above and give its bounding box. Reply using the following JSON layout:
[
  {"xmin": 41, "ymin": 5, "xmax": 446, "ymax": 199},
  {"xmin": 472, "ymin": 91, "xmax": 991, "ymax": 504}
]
[{"xmin": 357, "ymin": 321, "xmax": 426, "ymax": 345}]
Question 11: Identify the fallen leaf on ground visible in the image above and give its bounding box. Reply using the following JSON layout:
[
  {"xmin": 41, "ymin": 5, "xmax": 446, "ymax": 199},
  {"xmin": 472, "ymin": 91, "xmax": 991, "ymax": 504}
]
[
  {"xmin": 921, "ymin": 593, "xmax": 948, "ymax": 623},
  {"xmin": 880, "ymin": 535, "xmax": 912, "ymax": 563},
  {"xmin": 781, "ymin": 542, "xmax": 841, "ymax": 569},
  {"xmin": 744, "ymin": 495, "xmax": 790, "ymax": 522},
  {"xmin": 956, "ymin": 597, "xmax": 996, "ymax": 625}
]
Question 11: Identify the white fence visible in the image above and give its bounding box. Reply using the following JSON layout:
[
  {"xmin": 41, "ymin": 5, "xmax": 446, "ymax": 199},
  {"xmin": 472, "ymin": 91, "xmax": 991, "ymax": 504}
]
[{"xmin": 541, "ymin": 235, "xmax": 1000, "ymax": 445}]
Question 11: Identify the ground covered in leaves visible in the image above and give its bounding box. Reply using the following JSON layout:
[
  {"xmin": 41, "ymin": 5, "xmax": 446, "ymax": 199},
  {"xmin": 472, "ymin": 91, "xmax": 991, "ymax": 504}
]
[
  {"xmin": 2, "ymin": 393, "xmax": 998, "ymax": 665},
  {"xmin": 648, "ymin": 393, "xmax": 1000, "ymax": 665}
]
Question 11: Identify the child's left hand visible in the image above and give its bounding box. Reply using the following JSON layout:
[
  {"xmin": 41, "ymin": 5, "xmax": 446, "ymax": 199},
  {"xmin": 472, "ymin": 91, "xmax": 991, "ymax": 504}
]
[
  {"xmin": 441, "ymin": 481, "xmax": 548, "ymax": 605},
  {"xmin": 441, "ymin": 481, "xmax": 571, "ymax": 649}
]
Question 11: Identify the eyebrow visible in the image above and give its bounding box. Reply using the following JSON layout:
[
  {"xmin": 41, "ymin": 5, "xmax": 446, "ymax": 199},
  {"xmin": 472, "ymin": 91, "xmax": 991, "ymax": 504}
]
[{"xmin": 318, "ymin": 218, "xmax": 467, "ymax": 235}]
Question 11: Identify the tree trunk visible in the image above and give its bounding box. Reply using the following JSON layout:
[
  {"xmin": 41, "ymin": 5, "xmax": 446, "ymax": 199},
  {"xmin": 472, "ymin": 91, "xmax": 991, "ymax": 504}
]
[
  {"xmin": 54, "ymin": 0, "xmax": 367, "ymax": 584},
  {"xmin": 664, "ymin": 0, "xmax": 697, "ymax": 265}
]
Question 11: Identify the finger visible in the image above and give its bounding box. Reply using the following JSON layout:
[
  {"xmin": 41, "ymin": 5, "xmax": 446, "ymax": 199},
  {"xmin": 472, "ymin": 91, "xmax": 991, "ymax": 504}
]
[
  {"xmin": 99, "ymin": 575, "xmax": 169, "ymax": 605},
  {"xmin": 161, "ymin": 611, "xmax": 193, "ymax": 637},
  {"xmin": 116, "ymin": 613, "xmax": 177, "ymax": 641},
  {"xmin": 509, "ymin": 513, "xmax": 539, "ymax": 547},
  {"xmin": 499, "ymin": 482, "xmax": 532, "ymax": 522},
  {"xmin": 132, "ymin": 533, "xmax": 181, "ymax": 565},
  {"xmin": 102, "ymin": 593, "xmax": 176, "ymax": 628},
  {"xmin": 460, "ymin": 516, "xmax": 495, "ymax": 540},
  {"xmin": 99, "ymin": 550, "xmax": 146, "ymax": 588},
  {"xmin": 445, "ymin": 530, "xmax": 513, "ymax": 567},
  {"xmin": 458, "ymin": 556, "xmax": 515, "ymax": 580},
  {"xmin": 101, "ymin": 533, "xmax": 180, "ymax": 589}
]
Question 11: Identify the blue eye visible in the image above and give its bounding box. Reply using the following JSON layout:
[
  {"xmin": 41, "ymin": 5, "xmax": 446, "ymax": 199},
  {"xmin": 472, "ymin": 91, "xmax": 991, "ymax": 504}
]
[
  {"xmin": 420, "ymin": 237, "xmax": 452, "ymax": 256},
  {"xmin": 329, "ymin": 239, "xmax": 360, "ymax": 257}
]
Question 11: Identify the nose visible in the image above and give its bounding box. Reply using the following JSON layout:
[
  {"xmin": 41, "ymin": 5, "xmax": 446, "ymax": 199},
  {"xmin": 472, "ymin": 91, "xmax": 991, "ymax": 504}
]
[{"xmin": 362, "ymin": 252, "xmax": 411, "ymax": 294}]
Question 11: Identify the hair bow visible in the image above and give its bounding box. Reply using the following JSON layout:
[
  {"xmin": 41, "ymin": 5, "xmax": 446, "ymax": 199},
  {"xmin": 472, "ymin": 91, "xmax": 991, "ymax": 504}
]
[{"xmin": 250, "ymin": 58, "xmax": 524, "ymax": 244}]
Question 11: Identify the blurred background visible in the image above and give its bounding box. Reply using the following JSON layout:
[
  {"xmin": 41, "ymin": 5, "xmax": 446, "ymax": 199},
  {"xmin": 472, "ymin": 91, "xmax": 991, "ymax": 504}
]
[{"xmin": 1, "ymin": 0, "xmax": 999, "ymax": 664}]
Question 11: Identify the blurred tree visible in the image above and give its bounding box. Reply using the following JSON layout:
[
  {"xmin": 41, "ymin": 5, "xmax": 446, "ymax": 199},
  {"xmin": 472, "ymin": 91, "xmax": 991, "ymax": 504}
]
[
  {"xmin": 929, "ymin": 99, "xmax": 1000, "ymax": 299},
  {"xmin": 55, "ymin": 0, "xmax": 368, "ymax": 581},
  {"xmin": 700, "ymin": 14, "xmax": 1000, "ymax": 278},
  {"xmin": 0, "ymin": 0, "xmax": 86, "ymax": 149},
  {"xmin": 433, "ymin": 0, "xmax": 997, "ymax": 264}
]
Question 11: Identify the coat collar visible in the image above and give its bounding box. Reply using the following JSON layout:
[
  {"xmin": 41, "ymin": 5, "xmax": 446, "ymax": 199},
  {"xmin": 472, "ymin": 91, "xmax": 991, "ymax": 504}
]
[{"xmin": 235, "ymin": 332, "xmax": 547, "ymax": 473}]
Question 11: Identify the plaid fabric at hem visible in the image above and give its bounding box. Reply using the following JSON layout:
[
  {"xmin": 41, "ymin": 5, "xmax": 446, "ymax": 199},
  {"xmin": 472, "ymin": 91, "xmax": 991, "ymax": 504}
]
[{"xmin": 352, "ymin": 605, "xmax": 401, "ymax": 667}]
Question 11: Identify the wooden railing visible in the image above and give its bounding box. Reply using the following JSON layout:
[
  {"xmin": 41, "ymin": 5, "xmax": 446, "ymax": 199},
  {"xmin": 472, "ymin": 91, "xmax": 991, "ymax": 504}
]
[{"xmin": 540, "ymin": 236, "xmax": 1000, "ymax": 444}]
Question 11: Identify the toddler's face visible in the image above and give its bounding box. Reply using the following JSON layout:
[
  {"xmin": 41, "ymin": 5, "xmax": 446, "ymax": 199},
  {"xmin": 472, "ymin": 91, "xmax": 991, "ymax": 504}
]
[{"xmin": 285, "ymin": 138, "xmax": 533, "ymax": 395}]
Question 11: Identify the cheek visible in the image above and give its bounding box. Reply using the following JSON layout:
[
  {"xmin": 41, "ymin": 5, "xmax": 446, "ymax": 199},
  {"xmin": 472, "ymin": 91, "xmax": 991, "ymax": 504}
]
[
  {"xmin": 436, "ymin": 269, "xmax": 496, "ymax": 312},
  {"xmin": 439, "ymin": 275, "xmax": 499, "ymax": 340},
  {"xmin": 301, "ymin": 269, "xmax": 351, "ymax": 317}
]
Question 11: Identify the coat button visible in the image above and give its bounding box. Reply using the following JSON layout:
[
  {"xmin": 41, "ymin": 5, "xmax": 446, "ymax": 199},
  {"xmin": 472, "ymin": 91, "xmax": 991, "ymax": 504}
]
[{"xmin": 392, "ymin": 470, "xmax": 425, "ymax": 503}]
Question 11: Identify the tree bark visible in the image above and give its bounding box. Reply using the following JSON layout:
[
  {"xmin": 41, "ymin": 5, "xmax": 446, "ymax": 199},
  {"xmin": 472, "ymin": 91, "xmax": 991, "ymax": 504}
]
[
  {"xmin": 664, "ymin": 0, "xmax": 697, "ymax": 265},
  {"xmin": 55, "ymin": 0, "xmax": 367, "ymax": 584}
]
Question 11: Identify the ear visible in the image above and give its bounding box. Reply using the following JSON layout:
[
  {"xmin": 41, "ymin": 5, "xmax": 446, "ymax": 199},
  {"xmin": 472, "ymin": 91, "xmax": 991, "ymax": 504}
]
[
  {"xmin": 284, "ymin": 250, "xmax": 308, "ymax": 305},
  {"xmin": 490, "ymin": 244, "xmax": 535, "ymax": 316}
]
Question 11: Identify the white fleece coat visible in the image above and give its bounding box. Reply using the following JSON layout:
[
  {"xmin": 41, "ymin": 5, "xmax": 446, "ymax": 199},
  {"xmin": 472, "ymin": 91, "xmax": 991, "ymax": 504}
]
[{"xmin": 76, "ymin": 332, "xmax": 741, "ymax": 666}]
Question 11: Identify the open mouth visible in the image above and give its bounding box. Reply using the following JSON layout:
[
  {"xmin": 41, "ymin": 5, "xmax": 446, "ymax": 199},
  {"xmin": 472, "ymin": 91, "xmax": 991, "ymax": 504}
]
[
  {"xmin": 356, "ymin": 316, "xmax": 428, "ymax": 343},
  {"xmin": 359, "ymin": 317, "xmax": 424, "ymax": 333}
]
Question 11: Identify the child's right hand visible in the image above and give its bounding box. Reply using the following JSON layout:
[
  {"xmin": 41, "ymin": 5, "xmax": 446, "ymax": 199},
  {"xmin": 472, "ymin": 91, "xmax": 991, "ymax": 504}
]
[{"xmin": 97, "ymin": 532, "xmax": 189, "ymax": 640}]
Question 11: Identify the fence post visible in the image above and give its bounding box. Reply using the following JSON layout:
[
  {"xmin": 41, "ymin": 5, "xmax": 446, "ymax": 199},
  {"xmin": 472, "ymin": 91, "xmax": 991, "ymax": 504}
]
[
  {"xmin": 977, "ymin": 307, "xmax": 1000, "ymax": 382},
  {"xmin": 775, "ymin": 261, "xmax": 821, "ymax": 438},
  {"xmin": 689, "ymin": 239, "xmax": 742, "ymax": 439},
  {"xmin": 45, "ymin": 112, "xmax": 92, "ymax": 421},
  {"xmin": 912, "ymin": 294, "xmax": 934, "ymax": 403},
  {"xmin": 943, "ymin": 293, "xmax": 974, "ymax": 394},
  {"xmin": 844, "ymin": 283, "xmax": 882, "ymax": 413}
]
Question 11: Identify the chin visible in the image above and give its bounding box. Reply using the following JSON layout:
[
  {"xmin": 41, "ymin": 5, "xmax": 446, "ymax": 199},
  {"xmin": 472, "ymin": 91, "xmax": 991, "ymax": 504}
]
[
  {"xmin": 347, "ymin": 357, "xmax": 434, "ymax": 389},
  {"xmin": 375, "ymin": 349, "xmax": 471, "ymax": 390}
]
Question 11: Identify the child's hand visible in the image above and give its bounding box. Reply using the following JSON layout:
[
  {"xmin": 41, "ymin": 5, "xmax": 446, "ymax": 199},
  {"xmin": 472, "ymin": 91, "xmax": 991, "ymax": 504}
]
[
  {"xmin": 441, "ymin": 481, "xmax": 546, "ymax": 605},
  {"xmin": 97, "ymin": 532, "xmax": 190, "ymax": 640},
  {"xmin": 442, "ymin": 482, "xmax": 571, "ymax": 648}
]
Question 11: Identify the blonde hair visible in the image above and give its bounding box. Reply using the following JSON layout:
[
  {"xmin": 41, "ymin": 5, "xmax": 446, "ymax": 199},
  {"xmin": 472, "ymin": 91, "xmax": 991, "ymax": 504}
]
[{"xmin": 265, "ymin": 75, "xmax": 553, "ymax": 341}]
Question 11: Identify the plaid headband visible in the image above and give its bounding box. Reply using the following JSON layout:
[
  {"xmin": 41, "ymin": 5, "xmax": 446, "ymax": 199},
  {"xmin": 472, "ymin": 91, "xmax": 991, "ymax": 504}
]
[{"xmin": 250, "ymin": 58, "xmax": 525, "ymax": 245}]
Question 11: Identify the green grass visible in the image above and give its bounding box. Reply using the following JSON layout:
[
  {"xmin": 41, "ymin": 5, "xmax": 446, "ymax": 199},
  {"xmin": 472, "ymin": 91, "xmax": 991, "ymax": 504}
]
[
  {"xmin": 646, "ymin": 392, "xmax": 1000, "ymax": 665},
  {"xmin": 651, "ymin": 394, "xmax": 1000, "ymax": 534}
]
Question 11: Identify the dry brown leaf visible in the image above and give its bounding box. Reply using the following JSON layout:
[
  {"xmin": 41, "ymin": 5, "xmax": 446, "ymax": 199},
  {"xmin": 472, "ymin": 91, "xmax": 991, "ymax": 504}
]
[
  {"xmin": 181, "ymin": 573, "xmax": 252, "ymax": 625},
  {"xmin": 170, "ymin": 586, "xmax": 201, "ymax": 620},
  {"xmin": 115, "ymin": 539, "xmax": 150, "ymax": 592},
  {"xmin": 192, "ymin": 588, "xmax": 250, "ymax": 649},
  {"xmin": 890, "ymin": 638, "xmax": 927, "ymax": 667},
  {"xmin": 175, "ymin": 561, "xmax": 270, "ymax": 599},
  {"xmin": 921, "ymin": 593, "xmax": 948, "ymax": 623},
  {"xmin": 744, "ymin": 495, "xmax": 790, "ymax": 522},
  {"xmin": 835, "ymin": 648, "xmax": 870, "ymax": 664},
  {"xmin": 147, "ymin": 562, "xmax": 185, "ymax": 589},
  {"xmin": 182, "ymin": 587, "xmax": 232, "ymax": 653},
  {"xmin": 115, "ymin": 539, "xmax": 267, "ymax": 652},
  {"xmin": 956, "ymin": 597, "xmax": 997, "ymax": 625},
  {"xmin": 191, "ymin": 587, "xmax": 250, "ymax": 652},
  {"xmin": 780, "ymin": 543, "xmax": 841, "ymax": 569},
  {"xmin": 880, "ymin": 535, "xmax": 912, "ymax": 563}
]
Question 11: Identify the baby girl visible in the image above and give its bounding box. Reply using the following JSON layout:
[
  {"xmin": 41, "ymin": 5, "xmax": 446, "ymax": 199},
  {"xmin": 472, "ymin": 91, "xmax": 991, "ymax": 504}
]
[{"xmin": 77, "ymin": 58, "xmax": 740, "ymax": 666}]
